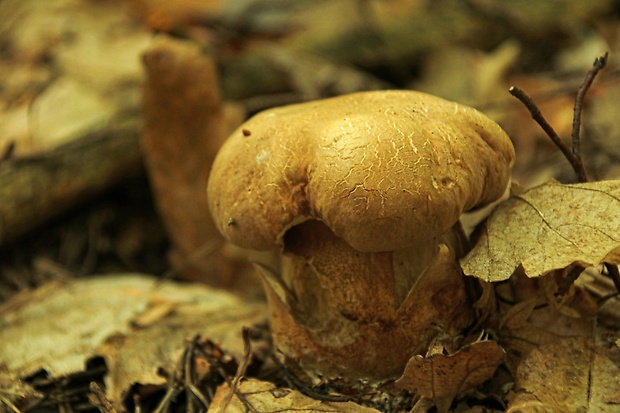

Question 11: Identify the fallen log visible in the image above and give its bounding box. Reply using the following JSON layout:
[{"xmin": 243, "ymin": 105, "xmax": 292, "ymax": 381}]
[{"xmin": 0, "ymin": 120, "xmax": 142, "ymax": 245}]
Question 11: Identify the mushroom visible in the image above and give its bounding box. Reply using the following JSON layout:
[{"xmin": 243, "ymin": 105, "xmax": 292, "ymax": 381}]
[{"xmin": 207, "ymin": 90, "xmax": 515, "ymax": 383}]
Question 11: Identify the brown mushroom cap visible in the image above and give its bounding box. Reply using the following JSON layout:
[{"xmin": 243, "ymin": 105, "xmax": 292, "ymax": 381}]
[{"xmin": 207, "ymin": 90, "xmax": 515, "ymax": 253}]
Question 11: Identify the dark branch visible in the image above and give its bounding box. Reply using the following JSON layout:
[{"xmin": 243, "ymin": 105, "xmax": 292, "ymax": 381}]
[
  {"xmin": 510, "ymin": 53, "xmax": 613, "ymax": 295},
  {"xmin": 508, "ymin": 85, "xmax": 588, "ymax": 181},
  {"xmin": 509, "ymin": 53, "xmax": 608, "ymax": 183},
  {"xmin": 571, "ymin": 53, "xmax": 608, "ymax": 161}
]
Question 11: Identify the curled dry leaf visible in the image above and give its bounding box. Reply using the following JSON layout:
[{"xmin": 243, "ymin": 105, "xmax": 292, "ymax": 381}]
[
  {"xmin": 208, "ymin": 378, "xmax": 381, "ymax": 413},
  {"xmin": 395, "ymin": 341, "xmax": 505, "ymax": 413},
  {"xmin": 507, "ymin": 336, "xmax": 620, "ymax": 412},
  {"xmin": 461, "ymin": 180, "xmax": 620, "ymax": 282}
]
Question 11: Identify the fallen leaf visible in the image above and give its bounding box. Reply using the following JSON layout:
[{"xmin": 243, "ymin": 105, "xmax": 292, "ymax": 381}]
[
  {"xmin": 0, "ymin": 276, "xmax": 150, "ymax": 377},
  {"xmin": 395, "ymin": 341, "xmax": 505, "ymax": 413},
  {"xmin": 507, "ymin": 336, "xmax": 620, "ymax": 412},
  {"xmin": 498, "ymin": 296, "xmax": 594, "ymax": 372},
  {"xmin": 208, "ymin": 378, "xmax": 381, "ymax": 413},
  {"xmin": 101, "ymin": 286, "xmax": 266, "ymax": 404},
  {"xmin": 461, "ymin": 180, "xmax": 620, "ymax": 282},
  {"xmin": 0, "ymin": 274, "xmax": 266, "ymax": 404}
]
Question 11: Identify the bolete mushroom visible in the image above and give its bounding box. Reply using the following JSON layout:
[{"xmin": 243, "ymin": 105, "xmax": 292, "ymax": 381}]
[{"xmin": 207, "ymin": 90, "xmax": 515, "ymax": 383}]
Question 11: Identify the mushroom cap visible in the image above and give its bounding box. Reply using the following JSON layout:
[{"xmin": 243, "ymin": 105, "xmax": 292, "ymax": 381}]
[{"xmin": 207, "ymin": 90, "xmax": 515, "ymax": 252}]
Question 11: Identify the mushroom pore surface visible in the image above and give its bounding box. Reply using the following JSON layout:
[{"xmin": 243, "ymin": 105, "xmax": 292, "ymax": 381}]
[{"xmin": 207, "ymin": 90, "xmax": 515, "ymax": 253}]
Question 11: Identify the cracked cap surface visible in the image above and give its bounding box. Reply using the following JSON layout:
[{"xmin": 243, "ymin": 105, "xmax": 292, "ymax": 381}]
[{"xmin": 207, "ymin": 90, "xmax": 515, "ymax": 252}]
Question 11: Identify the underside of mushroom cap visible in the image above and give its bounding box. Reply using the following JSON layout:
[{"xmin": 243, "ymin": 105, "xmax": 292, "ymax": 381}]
[{"xmin": 207, "ymin": 90, "xmax": 515, "ymax": 252}]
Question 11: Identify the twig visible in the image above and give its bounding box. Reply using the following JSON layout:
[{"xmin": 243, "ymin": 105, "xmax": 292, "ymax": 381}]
[
  {"xmin": 181, "ymin": 336, "xmax": 211, "ymax": 411},
  {"xmin": 0, "ymin": 393, "xmax": 22, "ymax": 413},
  {"xmin": 184, "ymin": 338, "xmax": 197, "ymax": 413},
  {"xmin": 572, "ymin": 53, "xmax": 608, "ymax": 161},
  {"xmin": 151, "ymin": 384, "xmax": 182, "ymax": 413},
  {"xmin": 204, "ymin": 362, "xmax": 258, "ymax": 413},
  {"xmin": 222, "ymin": 328, "xmax": 253, "ymax": 410},
  {"xmin": 510, "ymin": 53, "xmax": 614, "ymax": 295},
  {"xmin": 271, "ymin": 355, "xmax": 351, "ymax": 403},
  {"xmin": 509, "ymin": 52, "xmax": 608, "ymax": 183},
  {"xmin": 185, "ymin": 384, "xmax": 210, "ymax": 410},
  {"xmin": 152, "ymin": 337, "xmax": 203, "ymax": 413},
  {"xmin": 508, "ymin": 86, "xmax": 587, "ymax": 181},
  {"xmin": 89, "ymin": 383, "xmax": 118, "ymax": 413}
]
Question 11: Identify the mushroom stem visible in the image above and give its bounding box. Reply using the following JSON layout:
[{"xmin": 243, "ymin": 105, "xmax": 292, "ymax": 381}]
[{"xmin": 259, "ymin": 220, "xmax": 472, "ymax": 381}]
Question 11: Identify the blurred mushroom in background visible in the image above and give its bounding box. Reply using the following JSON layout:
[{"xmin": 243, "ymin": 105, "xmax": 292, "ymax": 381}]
[{"xmin": 141, "ymin": 36, "xmax": 269, "ymax": 295}]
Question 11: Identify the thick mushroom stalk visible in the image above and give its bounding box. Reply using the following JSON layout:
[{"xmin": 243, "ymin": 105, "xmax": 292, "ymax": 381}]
[{"xmin": 207, "ymin": 90, "xmax": 515, "ymax": 382}]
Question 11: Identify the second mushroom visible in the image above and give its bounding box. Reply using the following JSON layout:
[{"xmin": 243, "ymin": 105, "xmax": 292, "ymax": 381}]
[{"xmin": 207, "ymin": 90, "xmax": 515, "ymax": 384}]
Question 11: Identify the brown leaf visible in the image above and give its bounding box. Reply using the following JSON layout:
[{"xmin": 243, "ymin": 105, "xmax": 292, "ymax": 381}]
[
  {"xmin": 0, "ymin": 274, "xmax": 266, "ymax": 405},
  {"xmin": 461, "ymin": 180, "xmax": 620, "ymax": 282},
  {"xmin": 395, "ymin": 341, "xmax": 505, "ymax": 413},
  {"xmin": 507, "ymin": 336, "xmax": 620, "ymax": 413},
  {"xmin": 498, "ymin": 296, "xmax": 594, "ymax": 372},
  {"xmin": 209, "ymin": 378, "xmax": 381, "ymax": 413},
  {"xmin": 0, "ymin": 276, "xmax": 151, "ymax": 377}
]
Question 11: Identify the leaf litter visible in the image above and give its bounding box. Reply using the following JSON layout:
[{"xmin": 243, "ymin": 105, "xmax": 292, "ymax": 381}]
[
  {"xmin": 1, "ymin": 1, "xmax": 620, "ymax": 413},
  {"xmin": 395, "ymin": 340, "xmax": 506, "ymax": 413},
  {"xmin": 507, "ymin": 336, "xmax": 620, "ymax": 412},
  {"xmin": 0, "ymin": 274, "xmax": 266, "ymax": 408},
  {"xmin": 461, "ymin": 179, "xmax": 620, "ymax": 282}
]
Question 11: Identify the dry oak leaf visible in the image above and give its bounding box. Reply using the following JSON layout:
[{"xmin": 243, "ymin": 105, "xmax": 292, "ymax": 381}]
[
  {"xmin": 461, "ymin": 180, "xmax": 620, "ymax": 282},
  {"xmin": 208, "ymin": 378, "xmax": 380, "ymax": 413},
  {"xmin": 507, "ymin": 336, "xmax": 620, "ymax": 413},
  {"xmin": 395, "ymin": 341, "xmax": 505, "ymax": 413}
]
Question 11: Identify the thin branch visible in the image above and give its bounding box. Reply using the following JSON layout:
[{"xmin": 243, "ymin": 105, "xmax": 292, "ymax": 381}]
[
  {"xmin": 510, "ymin": 53, "xmax": 614, "ymax": 295},
  {"xmin": 197, "ymin": 341, "xmax": 259, "ymax": 413},
  {"xmin": 0, "ymin": 394, "xmax": 22, "ymax": 413},
  {"xmin": 508, "ymin": 86, "xmax": 586, "ymax": 180},
  {"xmin": 222, "ymin": 328, "xmax": 253, "ymax": 410},
  {"xmin": 572, "ymin": 53, "xmax": 608, "ymax": 160},
  {"xmin": 89, "ymin": 382, "xmax": 118, "ymax": 413},
  {"xmin": 271, "ymin": 354, "xmax": 351, "ymax": 403},
  {"xmin": 509, "ymin": 53, "xmax": 608, "ymax": 184},
  {"xmin": 184, "ymin": 338, "xmax": 197, "ymax": 413},
  {"xmin": 152, "ymin": 384, "xmax": 182, "ymax": 413}
]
